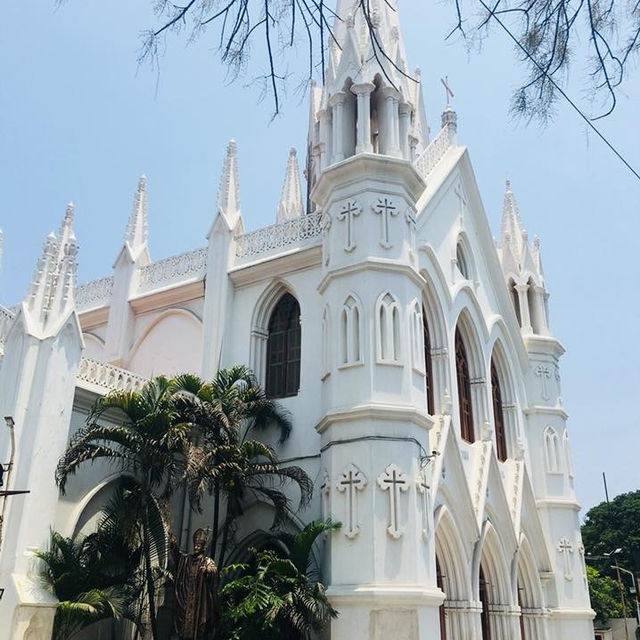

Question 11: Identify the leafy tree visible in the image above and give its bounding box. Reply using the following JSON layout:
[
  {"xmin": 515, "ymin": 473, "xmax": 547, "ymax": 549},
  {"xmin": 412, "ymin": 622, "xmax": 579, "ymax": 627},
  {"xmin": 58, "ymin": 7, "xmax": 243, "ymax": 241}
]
[
  {"xmin": 58, "ymin": 0, "xmax": 640, "ymax": 120},
  {"xmin": 582, "ymin": 490, "xmax": 640, "ymax": 579},
  {"xmin": 220, "ymin": 520, "xmax": 339, "ymax": 640},
  {"xmin": 172, "ymin": 367, "xmax": 313, "ymax": 568},
  {"xmin": 586, "ymin": 565, "xmax": 633, "ymax": 623},
  {"xmin": 56, "ymin": 376, "xmax": 190, "ymax": 640}
]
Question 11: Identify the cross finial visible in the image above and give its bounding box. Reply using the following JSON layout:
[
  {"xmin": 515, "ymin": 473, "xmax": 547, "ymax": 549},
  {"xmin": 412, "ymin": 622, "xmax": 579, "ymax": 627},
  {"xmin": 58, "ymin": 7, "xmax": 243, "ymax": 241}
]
[{"xmin": 441, "ymin": 76, "xmax": 454, "ymax": 106}]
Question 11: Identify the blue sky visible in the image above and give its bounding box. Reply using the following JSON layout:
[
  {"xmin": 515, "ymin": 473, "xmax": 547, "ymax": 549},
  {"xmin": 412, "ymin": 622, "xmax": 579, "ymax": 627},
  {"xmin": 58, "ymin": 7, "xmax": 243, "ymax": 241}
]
[{"xmin": 1, "ymin": 1, "xmax": 639, "ymax": 514}]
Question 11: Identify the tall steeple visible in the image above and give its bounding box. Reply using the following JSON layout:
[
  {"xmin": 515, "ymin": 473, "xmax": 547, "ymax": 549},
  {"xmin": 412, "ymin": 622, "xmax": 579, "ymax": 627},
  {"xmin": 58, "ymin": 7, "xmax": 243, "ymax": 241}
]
[
  {"xmin": 276, "ymin": 148, "xmax": 304, "ymax": 223},
  {"xmin": 216, "ymin": 139, "xmax": 241, "ymax": 227},
  {"xmin": 497, "ymin": 180, "xmax": 549, "ymax": 336},
  {"xmin": 124, "ymin": 175, "xmax": 149, "ymax": 259},
  {"xmin": 25, "ymin": 203, "xmax": 78, "ymax": 332},
  {"xmin": 307, "ymin": 0, "xmax": 429, "ymax": 186}
]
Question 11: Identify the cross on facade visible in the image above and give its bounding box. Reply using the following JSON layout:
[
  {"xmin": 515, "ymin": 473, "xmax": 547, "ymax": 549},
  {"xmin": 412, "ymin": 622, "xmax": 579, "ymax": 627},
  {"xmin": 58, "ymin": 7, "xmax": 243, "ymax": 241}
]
[
  {"xmin": 535, "ymin": 365, "xmax": 552, "ymax": 401},
  {"xmin": 557, "ymin": 536, "xmax": 574, "ymax": 581},
  {"xmin": 417, "ymin": 471, "xmax": 431, "ymax": 541},
  {"xmin": 337, "ymin": 200, "xmax": 361, "ymax": 253},
  {"xmin": 337, "ymin": 464, "xmax": 367, "ymax": 539},
  {"xmin": 372, "ymin": 197, "xmax": 398, "ymax": 249},
  {"xmin": 377, "ymin": 464, "xmax": 409, "ymax": 539},
  {"xmin": 441, "ymin": 76, "xmax": 454, "ymax": 106}
]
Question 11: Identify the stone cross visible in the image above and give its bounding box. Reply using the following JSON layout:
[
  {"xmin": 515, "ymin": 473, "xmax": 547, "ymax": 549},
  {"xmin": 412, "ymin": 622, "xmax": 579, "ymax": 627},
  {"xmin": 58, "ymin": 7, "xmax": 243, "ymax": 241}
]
[
  {"xmin": 337, "ymin": 200, "xmax": 361, "ymax": 253},
  {"xmin": 417, "ymin": 471, "xmax": 431, "ymax": 541},
  {"xmin": 372, "ymin": 197, "xmax": 398, "ymax": 249},
  {"xmin": 535, "ymin": 365, "xmax": 551, "ymax": 401},
  {"xmin": 377, "ymin": 464, "xmax": 409, "ymax": 539},
  {"xmin": 337, "ymin": 464, "xmax": 367, "ymax": 539},
  {"xmin": 441, "ymin": 76, "xmax": 454, "ymax": 106},
  {"xmin": 557, "ymin": 536, "xmax": 574, "ymax": 581}
]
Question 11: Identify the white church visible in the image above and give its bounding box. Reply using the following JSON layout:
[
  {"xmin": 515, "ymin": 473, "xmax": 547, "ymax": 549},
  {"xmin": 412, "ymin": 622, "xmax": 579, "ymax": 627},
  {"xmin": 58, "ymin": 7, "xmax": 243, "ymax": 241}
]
[{"xmin": 0, "ymin": 0, "xmax": 595, "ymax": 638}]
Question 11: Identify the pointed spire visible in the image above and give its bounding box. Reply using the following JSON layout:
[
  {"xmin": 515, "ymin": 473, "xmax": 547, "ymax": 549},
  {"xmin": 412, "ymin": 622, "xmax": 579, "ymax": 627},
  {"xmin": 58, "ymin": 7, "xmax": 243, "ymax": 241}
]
[
  {"xmin": 499, "ymin": 179, "xmax": 526, "ymax": 253},
  {"xmin": 277, "ymin": 148, "xmax": 304, "ymax": 223},
  {"xmin": 124, "ymin": 175, "xmax": 149, "ymax": 255},
  {"xmin": 217, "ymin": 140, "xmax": 241, "ymax": 226},
  {"xmin": 26, "ymin": 203, "xmax": 78, "ymax": 329}
]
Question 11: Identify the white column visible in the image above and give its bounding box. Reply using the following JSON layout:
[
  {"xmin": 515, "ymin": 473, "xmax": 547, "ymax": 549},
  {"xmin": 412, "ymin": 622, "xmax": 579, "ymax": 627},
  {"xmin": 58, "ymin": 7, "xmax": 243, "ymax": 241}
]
[
  {"xmin": 534, "ymin": 285, "xmax": 550, "ymax": 335},
  {"xmin": 398, "ymin": 102, "xmax": 411, "ymax": 159},
  {"xmin": 351, "ymin": 83, "xmax": 374, "ymax": 154},
  {"xmin": 382, "ymin": 87, "xmax": 401, "ymax": 157},
  {"xmin": 330, "ymin": 92, "xmax": 346, "ymax": 163},
  {"xmin": 318, "ymin": 108, "xmax": 330, "ymax": 170},
  {"xmin": 514, "ymin": 283, "xmax": 533, "ymax": 334}
]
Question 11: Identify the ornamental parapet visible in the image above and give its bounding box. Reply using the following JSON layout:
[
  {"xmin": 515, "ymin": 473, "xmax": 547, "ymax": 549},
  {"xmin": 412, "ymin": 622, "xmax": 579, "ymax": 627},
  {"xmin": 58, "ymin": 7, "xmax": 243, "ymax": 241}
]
[
  {"xmin": 138, "ymin": 247, "xmax": 207, "ymax": 294},
  {"xmin": 235, "ymin": 212, "xmax": 325, "ymax": 261},
  {"xmin": 75, "ymin": 276, "xmax": 114, "ymax": 311},
  {"xmin": 76, "ymin": 356, "xmax": 147, "ymax": 395},
  {"xmin": 413, "ymin": 117, "xmax": 457, "ymax": 181}
]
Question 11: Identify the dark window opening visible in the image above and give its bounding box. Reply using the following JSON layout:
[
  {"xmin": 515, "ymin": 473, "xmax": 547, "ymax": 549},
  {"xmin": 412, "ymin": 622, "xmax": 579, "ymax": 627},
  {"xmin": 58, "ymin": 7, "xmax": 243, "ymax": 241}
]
[
  {"xmin": 422, "ymin": 306, "xmax": 435, "ymax": 415},
  {"xmin": 479, "ymin": 566, "xmax": 492, "ymax": 640},
  {"xmin": 491, "ymin": 360, "xmax": 507, "ymax": 462},
  {"xmin": 266, "ymin": 293, "xmax": 301, "ymax": 398},
  {"xmin": 455, "ymin": 328, "xmax": 474, "ymax": 443}
]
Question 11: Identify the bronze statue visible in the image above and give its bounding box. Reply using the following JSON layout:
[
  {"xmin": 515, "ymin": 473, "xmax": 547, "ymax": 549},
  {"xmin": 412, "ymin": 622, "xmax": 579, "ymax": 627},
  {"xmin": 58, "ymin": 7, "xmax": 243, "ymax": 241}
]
[{"xmin": 170, "ymin": 529, "xmax": 218, "ymax": 640}]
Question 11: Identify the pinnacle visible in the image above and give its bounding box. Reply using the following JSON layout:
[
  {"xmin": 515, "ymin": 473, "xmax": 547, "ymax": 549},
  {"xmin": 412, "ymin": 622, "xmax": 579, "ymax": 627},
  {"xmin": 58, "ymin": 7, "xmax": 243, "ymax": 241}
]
[
  {"xmin": 125, "ymin": 174, "xmax": 149, "ymax": 254},
  {"xmin": 217, "ymin": 139, "xmax": 241, "ymax": 225},
  {"xmin": 277, "ymin": 146, "xmax": 304, "ymax": 223}
]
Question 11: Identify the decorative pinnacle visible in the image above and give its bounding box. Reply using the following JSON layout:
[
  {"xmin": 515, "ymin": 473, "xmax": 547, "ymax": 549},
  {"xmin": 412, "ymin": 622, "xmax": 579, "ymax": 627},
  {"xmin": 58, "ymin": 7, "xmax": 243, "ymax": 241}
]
[
  {"xmin": 125, "ymin": 174, "xmax": 149, "ymax": 253},
  {"xmin": 277, "ymin": 147, "xmax": 304, "ymax": 223},
  {"xmin": 217, "ymin": 139, "xmax": 241, "ymax": 223}
]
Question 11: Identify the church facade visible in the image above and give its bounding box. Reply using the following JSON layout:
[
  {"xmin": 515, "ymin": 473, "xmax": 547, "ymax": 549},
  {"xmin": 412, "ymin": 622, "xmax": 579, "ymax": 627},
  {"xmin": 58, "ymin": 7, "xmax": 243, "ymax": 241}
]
[{"xmin": 0, "ymin": 1, "xmax": 595, "ymax": 638}]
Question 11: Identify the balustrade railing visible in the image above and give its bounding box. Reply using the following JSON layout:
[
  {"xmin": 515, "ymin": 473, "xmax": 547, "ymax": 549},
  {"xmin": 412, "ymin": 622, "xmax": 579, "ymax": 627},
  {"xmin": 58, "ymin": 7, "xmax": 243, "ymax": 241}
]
[
  {"xmin": 138, "ymin": 247, "xmax": 207, "ymax": 293},
  {"xmin": 414, "ymin": 115, "xmax": 457, "ymax": 181},
  {"xmin": 75, "ymin": 276, "xmax": 114, "ymax": 311},
  {"xmin": 235, "ymin": 212, "xmax": 325, "ymax": 260},
  {"xmin": 76, "ymin": 357, "xmax": 147, "ymax": 394}
]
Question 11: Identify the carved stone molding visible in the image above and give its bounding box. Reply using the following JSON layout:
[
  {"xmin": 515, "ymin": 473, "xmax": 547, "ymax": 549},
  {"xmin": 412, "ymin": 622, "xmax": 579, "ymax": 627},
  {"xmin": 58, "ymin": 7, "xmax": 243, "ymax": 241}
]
[
  {"xmin": 138, "ymin": 247, "xmax": 207, "ymax": 293},
  {"xmin": 336, "ymin": 464, "xmax": 367, "ymax": 539},
  {"xmin": 377, "ymin": 464, "xmax": 409, "ymax": 539},
  {"xmin": 337, "ymin": 200, "xmax": 361, "ymax": 253},
  {"xmin": 75, "ymin": 276, "xmax": 114, "ymax": 311}
]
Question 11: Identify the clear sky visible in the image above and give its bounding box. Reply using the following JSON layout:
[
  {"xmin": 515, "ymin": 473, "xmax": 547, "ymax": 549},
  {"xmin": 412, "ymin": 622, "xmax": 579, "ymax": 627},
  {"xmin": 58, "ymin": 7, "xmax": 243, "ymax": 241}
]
[{"xmin": 1, "ymin": 1, "xmax": 639, "ymax": 514}]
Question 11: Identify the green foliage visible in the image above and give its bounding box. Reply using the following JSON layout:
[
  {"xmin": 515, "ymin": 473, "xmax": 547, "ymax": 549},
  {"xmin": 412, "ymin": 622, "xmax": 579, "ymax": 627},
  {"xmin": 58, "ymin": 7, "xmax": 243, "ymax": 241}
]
[
  {"xmin": 582, "ymin": 491, "xmax": 640, "ymax": 578},
  {"xmin": 220, "ymin": 521, "xmax": 339, "ymax": 640},
  {"xmin": 586, "ymin": 565, "xmax": 633, "ymax": 623}
]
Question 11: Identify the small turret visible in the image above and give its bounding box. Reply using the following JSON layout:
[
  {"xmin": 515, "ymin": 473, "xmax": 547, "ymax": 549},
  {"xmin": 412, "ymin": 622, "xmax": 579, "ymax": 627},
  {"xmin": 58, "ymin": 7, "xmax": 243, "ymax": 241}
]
[
  {"xmin": 124, "ymin": 175, "xmax": 149, "ymax": 259},
  {"xmin": 276, "ymin": 148, "xmax": 304, "ymax": 223},
  {"xmin": 216, "ymin": 139, "xmax": 241, "ymax": 227},
  {"xmin": 497, "ymin": 180, "xmax": 550, "ymax": 336}
]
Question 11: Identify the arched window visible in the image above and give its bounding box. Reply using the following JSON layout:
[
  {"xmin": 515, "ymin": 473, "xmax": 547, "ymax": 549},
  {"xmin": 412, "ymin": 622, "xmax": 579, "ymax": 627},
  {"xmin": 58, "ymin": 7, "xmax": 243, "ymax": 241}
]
[
  {"xmin": 456, "ymin": 242, "xmax": 470, "ymax": 279},
  {"xmin": 341, "ymin": 295, "xmax": 362, "ymax": 366},
  {"xmin": 376, "ymin": 292, "xmax": 400, "ymax": 363},
  {"xmin": 479, "ymin": 566, "xmax": 492, "ymax": 640},
  {"xmin": 491, "ymin": 360, "xmax": 507, "ymax": 462},
  {"xmin": 423, "ymin": 305, "xmax": 435, "ymax": 415},
  {"xmin": 544, "ymin": 427, "xmax": 561, "ymax": 473},
  {"xmin": 436, "ymin": 556, "xmax": 447, "ymax": 640},
  {"xmin": 266, "ymin": 293, "xmax": 301, "ymax": 398},
  {"xmin": 455, "ymin": 328, "xmax": 474, "ymax": 443}
]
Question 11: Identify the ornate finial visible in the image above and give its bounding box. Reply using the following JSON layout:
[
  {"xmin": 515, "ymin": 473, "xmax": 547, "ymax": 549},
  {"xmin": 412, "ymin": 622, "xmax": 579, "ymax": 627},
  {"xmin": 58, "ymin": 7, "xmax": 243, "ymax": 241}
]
[
  {"xmin": 217, "ymin": 139, "xmax": 241, "ymax": 224},
  {"xmin": 124, "ymin": 174, "xmax": 149, "ymax": 255},
  {"xmin": 276, "ymin": 147, "xmax": 304, "ymax": 223},
  {"xmin": 505, "ymin": 178, "xmax": 511, "ymax": 192}
]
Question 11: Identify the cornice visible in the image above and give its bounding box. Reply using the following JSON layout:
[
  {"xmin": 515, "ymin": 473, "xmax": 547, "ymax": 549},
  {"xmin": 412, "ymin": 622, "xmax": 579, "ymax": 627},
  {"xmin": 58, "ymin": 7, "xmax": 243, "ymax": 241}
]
[
  {"xmin": 79, "ymin": 306, "xmax": 110, "ymax": 330},
  {"xmin": 523, "ymin": 405, "xmax": 568, "ymax": 420},
  {"xmin": 130, "ymin": 280, "xmax": 204, "ymax": 314},
  {"xmin": 524, "ymin": 335, "xmax": 565, "ymax": 358}
]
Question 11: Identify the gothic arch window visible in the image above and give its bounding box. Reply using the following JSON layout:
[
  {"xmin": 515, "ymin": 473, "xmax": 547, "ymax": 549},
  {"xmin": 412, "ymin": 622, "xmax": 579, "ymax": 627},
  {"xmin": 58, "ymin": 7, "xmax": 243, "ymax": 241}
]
[
  {"xmin": 423, "ymin": 305, "xmax": 435, "ymax": 415},
  {"xmin": 266, "ymin": 293, "xmax": 301, "ymax": 398},
  {"xmin": 544, "ymin": 426, "xmax": 562, "ymax": 473},
  {"xmin": 456, "ymin": 242, "xmax": 470, "ymax": 279},
  {"xmin": 321, "ymin": 306, "xmax": 330, "ymax": 379},
  {"xmin": 409, "ymin": 300, "xmax": 424, "ymax": 372},
  {"xmin": 563, "ymin": 429, "xmax": 574, "ymax": 478},
  {"xmin": 455, "ymin": 327, "xmax": 475, "ymax": 443},
  {"xmin": 376, "ymin": 292, "xmax": 401, "ymax": 363},
  {"xmin": 479, "ymin": 566, "xmax": 492, "ymax": 640},
  {"xmin": 341, "ymin": 295, "xmax": 362, "ymax": 366},
  {"xmin": 491, "ymin": 359, "xmax": 508, "ymax": 462}
]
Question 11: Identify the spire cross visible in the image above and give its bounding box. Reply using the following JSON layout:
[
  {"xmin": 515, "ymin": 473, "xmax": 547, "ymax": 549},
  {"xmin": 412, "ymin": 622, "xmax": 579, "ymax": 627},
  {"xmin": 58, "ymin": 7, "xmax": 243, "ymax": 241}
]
[
  {"xmin": 337, "ymin": 465, "xmax": 367, "ymax": 538},
  {"xmin": 557, "ymin": 537, "xmax": 574, "ymax": 580},
  {"xmin": 372, "ymin": 197, "xmax": 398, "ymax": 248},
  {"xmin": 377, "ymin": 464, "xmax": 409, "ymax": 539},
  {"xmin": 441, "ymin": 76, "xmax": 454, "ymax": 106},
  {"xmin": 337, "ymin": 200, "xmax": 361, "ymax": 252}
]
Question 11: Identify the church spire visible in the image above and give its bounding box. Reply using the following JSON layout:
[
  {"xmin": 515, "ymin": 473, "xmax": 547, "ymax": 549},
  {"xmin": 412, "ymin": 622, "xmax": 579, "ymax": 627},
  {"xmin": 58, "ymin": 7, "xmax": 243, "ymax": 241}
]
[
  {"xmin": 124, "ymin": 175, "xmax": 149, "ymax": 257},
  {"xmin": 277, "ymin": 148, "xmax": 304, "ymax": 223},
  {"xmin": 217, "ymin": 140, "xmax": 241, "ymax": 226},
  {"xmin": 26, "ymin": 203, "xmax": 78, "ymax": 330}
]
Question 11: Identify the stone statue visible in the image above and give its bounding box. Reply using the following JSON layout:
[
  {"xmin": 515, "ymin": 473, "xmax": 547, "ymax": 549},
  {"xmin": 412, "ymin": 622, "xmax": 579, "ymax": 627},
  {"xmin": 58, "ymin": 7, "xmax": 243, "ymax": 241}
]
[{"xmin": 170, "ymin": 529, "xmax": 218, "ymax": 640}]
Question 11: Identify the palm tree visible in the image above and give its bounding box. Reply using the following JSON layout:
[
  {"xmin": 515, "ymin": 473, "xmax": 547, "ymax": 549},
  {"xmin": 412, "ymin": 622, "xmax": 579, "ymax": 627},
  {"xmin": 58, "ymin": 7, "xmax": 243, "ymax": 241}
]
[
  {"xmin": 171, "ymin": 367, "xmax": 313, "ymax": 567},
  {"xmin": 56, "ymin": 376, "xmax": 189, "ymax": 640},
  {"xmin": 220, "ymin": 520, "xmax": 340, "ymax": 640}
]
